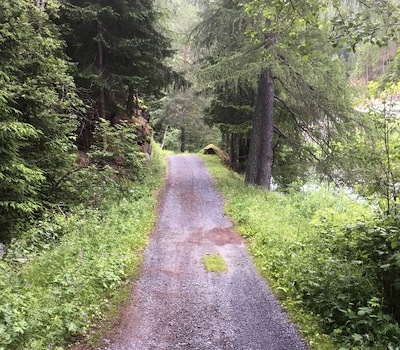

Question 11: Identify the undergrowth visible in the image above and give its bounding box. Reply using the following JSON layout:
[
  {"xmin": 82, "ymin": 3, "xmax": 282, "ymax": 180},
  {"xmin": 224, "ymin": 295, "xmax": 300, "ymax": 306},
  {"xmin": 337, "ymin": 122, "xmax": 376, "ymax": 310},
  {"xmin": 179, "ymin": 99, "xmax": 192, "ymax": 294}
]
[
  {"xmin": 0, "ymin": 145, "xmax": 167, "ymax": 350},
  {"xmin": 202, "ymin": 154, "xmax": 400, "ymax": 350}
]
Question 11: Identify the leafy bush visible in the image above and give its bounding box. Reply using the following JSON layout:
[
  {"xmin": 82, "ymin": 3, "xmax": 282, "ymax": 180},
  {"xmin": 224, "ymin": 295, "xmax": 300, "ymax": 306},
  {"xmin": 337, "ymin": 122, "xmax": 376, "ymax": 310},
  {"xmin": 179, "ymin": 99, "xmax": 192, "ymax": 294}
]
[
  {"xmin": 48, "ymin": 118, "xmax": 147, "ymax": 210},
  {"xmin": 90, "ymin": 118, "xmax": 145, "ymax": 179},
  {"xmin": 278, "ymin": 216, "xmax": 400, "ymax": 349},
  {"xmin": 202, "ymin": 155, "xmax": 400, "ymax": 350},
  {"xmin": 348, "ymin": 215, "xmax": 400, "ymax": 323},
  {"xmin": 0, "ymin": 145, "xmax": 166, "ymax": 350}
]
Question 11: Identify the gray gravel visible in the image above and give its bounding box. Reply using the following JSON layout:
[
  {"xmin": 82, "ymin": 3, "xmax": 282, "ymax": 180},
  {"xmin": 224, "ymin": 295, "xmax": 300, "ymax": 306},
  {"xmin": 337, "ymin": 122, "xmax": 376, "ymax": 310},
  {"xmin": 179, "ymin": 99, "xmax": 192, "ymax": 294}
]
[{"xmin": 104, "ymin": 155, "xmax": 308, "ymax": 350}]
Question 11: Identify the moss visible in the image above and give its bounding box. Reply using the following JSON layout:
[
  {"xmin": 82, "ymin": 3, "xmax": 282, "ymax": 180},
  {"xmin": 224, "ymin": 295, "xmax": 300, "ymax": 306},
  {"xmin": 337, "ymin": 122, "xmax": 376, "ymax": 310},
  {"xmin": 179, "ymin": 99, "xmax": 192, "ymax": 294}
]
[
  {"xmin": 202, "ymin": 253, "xmax": 228, "ymax": 275},
  {"xmin": 203, "ymin": 144, "xmax": 229, "ymax": 162}
]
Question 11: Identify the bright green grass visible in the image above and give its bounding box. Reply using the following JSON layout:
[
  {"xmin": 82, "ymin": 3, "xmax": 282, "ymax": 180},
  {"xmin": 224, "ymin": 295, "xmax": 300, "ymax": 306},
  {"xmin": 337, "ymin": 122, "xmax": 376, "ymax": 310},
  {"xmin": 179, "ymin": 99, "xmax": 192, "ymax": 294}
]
[
  {"xmin": 202, "ymin": 253, "xmax": 228, "ymax": 274},
  {"xmin": 201, "ymin": 154, "xmax": 374, "ymax": 350},
  {"xmin": 0, "ymin": 145, "xmax": 168, "ymax": 350}
]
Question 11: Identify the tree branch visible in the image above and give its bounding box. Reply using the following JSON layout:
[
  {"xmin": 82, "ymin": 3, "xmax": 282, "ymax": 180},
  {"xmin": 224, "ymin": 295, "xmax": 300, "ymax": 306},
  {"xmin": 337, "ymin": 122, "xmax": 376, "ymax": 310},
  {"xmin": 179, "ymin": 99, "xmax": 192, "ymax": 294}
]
[{"xmin": 53, "ymin": 166, "xmax": 88, "ymax": 190}]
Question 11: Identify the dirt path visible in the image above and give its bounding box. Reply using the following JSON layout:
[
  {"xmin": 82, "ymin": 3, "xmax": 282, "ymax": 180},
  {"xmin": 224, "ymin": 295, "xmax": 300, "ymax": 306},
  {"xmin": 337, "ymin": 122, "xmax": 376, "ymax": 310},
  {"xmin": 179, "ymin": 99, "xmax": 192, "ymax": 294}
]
[{"xmin": 103, "ymin": 155, "xmax": 307, "ymax": 350}]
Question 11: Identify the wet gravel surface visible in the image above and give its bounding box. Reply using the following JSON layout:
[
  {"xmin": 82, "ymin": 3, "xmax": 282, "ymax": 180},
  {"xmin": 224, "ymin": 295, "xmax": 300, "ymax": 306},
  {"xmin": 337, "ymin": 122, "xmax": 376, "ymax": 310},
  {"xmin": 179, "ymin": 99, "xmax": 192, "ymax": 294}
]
[{"xmin": 104, "ymin": 155, "xmax": 308, "ymax": 350}]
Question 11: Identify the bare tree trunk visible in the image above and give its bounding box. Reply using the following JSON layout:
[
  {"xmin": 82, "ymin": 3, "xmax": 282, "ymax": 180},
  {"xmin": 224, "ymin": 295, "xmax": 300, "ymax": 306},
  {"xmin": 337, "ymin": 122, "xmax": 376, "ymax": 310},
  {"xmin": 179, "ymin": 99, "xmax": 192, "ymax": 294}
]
[
  {"xmin": 127, "ymin": 87, "xmax": 134, "ymax": 116},
  {"xmin": 230, "ymin": 133, "xmax": 240, "ymax": 171},
  {"xmin": 180, "ymin": 127, "xmax": 186, "ymax": 152},
  {"xmin": 245, "ymin": 67, "xmax": 275, "ymax": 189},
  {"xmin": 365, "ymin": 61, "xmax": 369, "ymax": 84},
  {"xmin": 161, "ymin": 125, "xmax": 169, "ymax": 149},
  {"xmin": 221, "ymin": 131, "xmax": 229, "ymax": 151},
  {"xmin": 97, "ymin": 22, "xmax": 106, "ymax": 120},
  {"xmin": 96, "ymin": 21, "xmax": 108, "ymax": 151}
]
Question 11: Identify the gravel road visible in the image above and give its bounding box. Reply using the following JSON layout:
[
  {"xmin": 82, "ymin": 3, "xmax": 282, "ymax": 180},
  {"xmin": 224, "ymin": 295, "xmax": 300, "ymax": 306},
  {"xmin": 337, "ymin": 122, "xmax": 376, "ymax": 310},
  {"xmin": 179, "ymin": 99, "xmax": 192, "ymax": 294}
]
[{"xmin": 104, "ymin": 155, "xmax": 308, "ymax": 350}]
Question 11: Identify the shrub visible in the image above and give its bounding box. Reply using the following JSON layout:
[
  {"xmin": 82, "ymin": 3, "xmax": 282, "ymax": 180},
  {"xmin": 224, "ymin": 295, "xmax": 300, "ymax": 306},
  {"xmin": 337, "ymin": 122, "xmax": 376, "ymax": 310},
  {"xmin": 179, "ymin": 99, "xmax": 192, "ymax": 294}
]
[
  {"xmin": 0, "ymin": 145, "xmax": 166, "ymax": 349},
  {"xmin": 202, "ymin": 155, "xmax": 400, "ymax": 350}
]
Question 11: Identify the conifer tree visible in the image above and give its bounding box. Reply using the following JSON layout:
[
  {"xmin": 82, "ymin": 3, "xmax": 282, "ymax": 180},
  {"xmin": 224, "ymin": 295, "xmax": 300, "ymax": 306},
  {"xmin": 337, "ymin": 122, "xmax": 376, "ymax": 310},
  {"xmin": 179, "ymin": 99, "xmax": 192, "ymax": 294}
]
[
  {"xmin": 59, "ymin": 0, "xmax": 176, "ymax": 148},
  {"xmin": 0, "ymin": 0, "xmax": 79, "ymax": 238},
  {"xmin": 195, "ymin": 0, "xmax": 352, "ymax": 188}
]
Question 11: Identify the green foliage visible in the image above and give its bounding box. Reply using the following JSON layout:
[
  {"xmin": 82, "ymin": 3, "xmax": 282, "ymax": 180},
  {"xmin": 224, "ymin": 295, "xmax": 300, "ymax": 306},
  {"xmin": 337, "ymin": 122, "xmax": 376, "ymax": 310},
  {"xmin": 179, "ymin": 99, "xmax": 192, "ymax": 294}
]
[
  {"xmin": 0, "ymin": 122, "xmax": 45, "ymax": 217},
  {"xmin": 153, "ymin": 89, "xmax": 220, "ymax": 152},
  {"xmin": 59, "ymin": 0, "xmax": 175, "ymax": 114},
  {"xmin": 195, "ymin": 0, "xmax": 352, "ymax": 187},
  {"xmin": 350, "ymin": 42, "xmax": 398, "ymax": 84},
  {"xmin": 0, "ymin": 146, "xmax": 167, "ymax": 349},
  {"xmin": 203, "ymin": 155, "xmax": 400, "ymax": 350},
  {"xmin": 345, "ymin": 215, "xmax": 400, "ymax": 322},
  {"xmin": 90, "ymin": 119, "xmax": 145, "ymax": 178},
  {"xmin": 159, "ymin": 127, "xmax": 182, "ymax": 152},
  {"xmin": 329, "ymin": 0, "xmax": 400, "ymax": 51},
  {"xmin": 202, "ymin": 253, "xmax": 228, "ymax": 274},
  {"xmin": 0, "ymin": 0, "xmax": 80, "ymax": 238},
  {"xmin": 335, "ymin": 82, "xmax": 400, "ymax": 214}
]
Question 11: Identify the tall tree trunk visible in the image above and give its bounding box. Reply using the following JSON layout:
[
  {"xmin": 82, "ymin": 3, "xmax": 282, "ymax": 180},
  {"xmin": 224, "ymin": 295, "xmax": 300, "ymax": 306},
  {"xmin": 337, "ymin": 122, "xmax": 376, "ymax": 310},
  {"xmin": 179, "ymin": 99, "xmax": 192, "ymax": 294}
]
[
  {"xmin": 97, "ymin": 21, "xmax": 107, "ymax": 151},
  {"xmin": 97, "ymin": 21, "xmax": 105, "ymax": 120},
  {"xmin": 222, "ymin": 131, "xmax": 229, "ymax": 151},
  {"xmin": 239, "ymin": 135, "xmax": 250, "ymax": 170},
  {"xmin": 127, "ymin": 87, "xmax": 134, "ymax": 116},
  {"xmin": 180, "ymin": 127, "xmax": 186, "ymax": 152},
  {"xmin": 245, "ymin": 67, "xmax": 275, "ymax": 188},
  {"xmin": 161, "ymin": 125, "xmax": 169, "ymax": 149},
  {"xmin": 230, "ymin": 132, "xmax": 239, "ymax": 171}
]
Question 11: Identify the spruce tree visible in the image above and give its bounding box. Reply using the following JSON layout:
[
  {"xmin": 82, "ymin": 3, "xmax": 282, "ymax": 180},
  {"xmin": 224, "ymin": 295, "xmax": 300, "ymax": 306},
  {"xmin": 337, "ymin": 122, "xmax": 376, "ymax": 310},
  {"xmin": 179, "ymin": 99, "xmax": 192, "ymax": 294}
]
[
  {"xmin": 0, "ymin": 0, "xmax": 79, "ymax": 238},
  {"xmin": 59, "ymin": 0, "xmax": 176, "ymax": 148},
  {"xmin": 195, "ymin": 0, "xmax": 352, "ymax": 189}
]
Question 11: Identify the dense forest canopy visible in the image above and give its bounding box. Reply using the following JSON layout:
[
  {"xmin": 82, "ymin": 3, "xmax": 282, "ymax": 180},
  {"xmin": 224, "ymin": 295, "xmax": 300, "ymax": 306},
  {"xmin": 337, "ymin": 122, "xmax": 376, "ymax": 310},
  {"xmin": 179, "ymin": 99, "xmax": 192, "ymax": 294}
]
[
  {"xmin": 0, "ymin": 0, "xmax": 178, "ymax": 239},
  {"xmin": 0, "ymin": 0, "xmax": 80, "ymax": 236},
  {"xmin": 192, "ymin": 0, "xmax": 400, "ymax": 191},
  {"xmin": 1, "ymin": 0, "xmax": 400, "ymax": 256},
  {"xmin": 3, "ymin": 0, "xmax": 400, "ymax": 349},
  {"xmin": 2, "ymin": 0, "xmax": 400, "ymax": 254}
]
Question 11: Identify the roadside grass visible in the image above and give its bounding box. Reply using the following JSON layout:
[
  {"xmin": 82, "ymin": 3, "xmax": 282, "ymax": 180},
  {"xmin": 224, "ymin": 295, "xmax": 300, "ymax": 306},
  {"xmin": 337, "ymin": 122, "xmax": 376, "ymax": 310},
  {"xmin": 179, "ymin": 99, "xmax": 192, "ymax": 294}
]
[
  {"xmin": 200, "ymin": 154, "xmax": 385, "ymax": 350},
  {"xmin": 0, "ymin": 145, "xmax": 168, "ymax": 350},
  {"xmin": 202, "ymin": 253, "xmax": 228, "ymax": 274}
]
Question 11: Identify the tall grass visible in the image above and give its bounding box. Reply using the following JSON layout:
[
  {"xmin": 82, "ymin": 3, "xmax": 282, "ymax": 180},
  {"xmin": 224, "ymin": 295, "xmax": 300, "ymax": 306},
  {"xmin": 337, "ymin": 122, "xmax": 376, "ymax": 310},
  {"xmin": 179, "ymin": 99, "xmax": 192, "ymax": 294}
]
[
  {"xmin": 202, "ymin": 155, "xmax": 400, "ymax": 350},
  {"xmin": 0, "ymin": 146, "xmax": 167, "ymax": 350}
]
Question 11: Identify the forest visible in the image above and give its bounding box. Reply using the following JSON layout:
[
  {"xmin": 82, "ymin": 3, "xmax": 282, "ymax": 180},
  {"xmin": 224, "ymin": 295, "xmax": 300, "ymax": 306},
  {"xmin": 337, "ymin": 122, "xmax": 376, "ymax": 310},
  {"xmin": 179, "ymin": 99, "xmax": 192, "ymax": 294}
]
[{"xmin": 2, "ymin": 0, "xmax": 400, "ymax": 349}]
